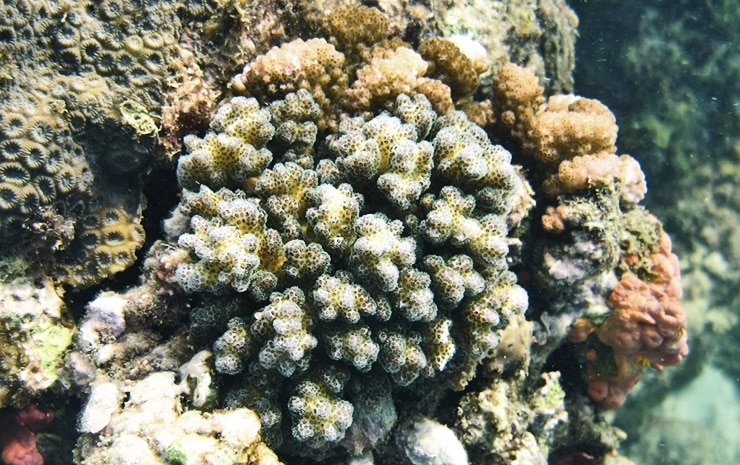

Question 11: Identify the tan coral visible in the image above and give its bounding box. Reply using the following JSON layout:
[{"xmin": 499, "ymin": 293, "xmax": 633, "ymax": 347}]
[
  {"xmin": 418, "ymin": 37, "xmax": 479, "ymax": 101},
  {"xmin": 493, "ymin": 64, "xmax": 618, "ymax": 166},
  {"xmin": 345, "ymin": 46, "xmax": 454, "ymax": 115},
  {"xmin": 232, "ymin": 38, "xmax": 348, "ymax": 131},
  {"xmin": 0, "ymin": 86, "xmax": 92, "ymax": 238},
  {"xmin": 525, "ymin": 94, "xmax": 618, "ymax": 165},
  {"xmin": 492, "ymin": 63, "xmax": 544, "ymax": 141},
  {"xmin": 322, "ymin": 5, "xmax": 390, "ymax": 63}
]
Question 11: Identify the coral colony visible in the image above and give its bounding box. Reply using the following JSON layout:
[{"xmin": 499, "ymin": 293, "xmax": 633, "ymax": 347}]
[{"xmin": 0, "ymin": 2, "xmax": 687, "ymax": 464}]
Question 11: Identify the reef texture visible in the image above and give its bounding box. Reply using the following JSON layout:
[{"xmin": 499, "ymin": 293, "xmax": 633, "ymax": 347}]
[
  {"xmin": 0, "ymin": 1, "xmax": 692, "ymax": 465},
  {"xmin": 0, "ymin": 0, "xmax": 213, "ymax": 288},
  {"xmin": 75, "ymin": 364, "xmax": 281, "ymax": 465}
]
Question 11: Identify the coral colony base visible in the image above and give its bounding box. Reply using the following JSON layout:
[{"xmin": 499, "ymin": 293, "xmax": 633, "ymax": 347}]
[{"xmin": 0, "ymin": 1, "xmax": 689, "ymax": 464}]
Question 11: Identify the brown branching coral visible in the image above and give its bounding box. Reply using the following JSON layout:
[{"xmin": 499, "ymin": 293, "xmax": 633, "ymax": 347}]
[
  {"xmin": 322, "ymin": 5, "xmax": 391, "ymax": 64},
  {"xmin": 232, "ymin": 38, "xmax": 348, "ymax": 131},
  {"xmin": 492, "ymin": 64, "xmax": 617, "ymax": 166},
  {"xmin": 344, "ymin": 45, "xmax": 454, "ymax": 116},
  {"xmin": 418, "ymin": 37, "xmax": 480, "ymax": 102},
  {"xmin": 525, "ymin": 95, "xmax": 618, "ymax": 165}
]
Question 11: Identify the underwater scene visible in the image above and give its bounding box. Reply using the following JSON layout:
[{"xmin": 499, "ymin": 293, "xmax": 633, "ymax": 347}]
[{"xmin": 0, "ymin": 0, "xmax": 736, "ymax": 464}]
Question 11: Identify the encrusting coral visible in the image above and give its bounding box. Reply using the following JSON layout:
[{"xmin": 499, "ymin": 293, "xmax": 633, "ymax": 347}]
[
  {"xmin": 568, "ymin": 230, "xmax": 689, "ymax": 409},
  {"xmin": 0, "ymin": 0, "xmax": 222, "ymax": 288},
  {"xmin": 542, "ymin": 151, "xmax": 647, "ymax": 205},
  {"xmin": 0, "ymin": 82, "xmax": 93, "ymax": 239}
]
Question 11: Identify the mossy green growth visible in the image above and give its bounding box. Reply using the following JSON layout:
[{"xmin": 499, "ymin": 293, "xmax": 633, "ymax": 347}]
[
  {"xmin": 532, "ymin": 375, "xmax": 565, "ymax": 412},
  {"xmin": 121, "ymin": 99, "xmax": 159, "ymax": 137},
  {"xmin": 30, "ymin": 322, "xmax": 74, "ymax": 390},
  {"xmin": 619, "ymin": 207, "xmax": 664, "ymax": 279},
  {"xmin": 0, "ymin": 256, "xmax": 33, "ymax": 286},
  {"xmin": 581, "ymin": 303, "xmax": 612, "ymax": 327},
  {"xmin": 0, "ymin": 276, "xmax": 73, "ymax": 407},
  {"xmin": 164, "ymin": 445, "xmax": 188, "ymax": 465},
  {"xmin": 166, "ymin": 435, "xmax": 247, "ymax": 465}
]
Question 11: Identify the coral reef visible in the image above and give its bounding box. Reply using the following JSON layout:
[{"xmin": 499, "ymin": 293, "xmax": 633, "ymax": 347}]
[
  {"xmin": 490, "ymin": 62, "xmax": 685, "ymax": 357},
  {"xmin": 484, "ymin": 61, "xmax": 689, "ymax": 461},
  {"xmin": 66, "ymin": 282, "xmax": 281, "ymax": 464},
  {"xmin": 568, "ymin": 231, "xmax": 689, "ymax": 409},
  {"xmin": 0, "ymin": 1, "xmax": 696, "ymax": 464}
]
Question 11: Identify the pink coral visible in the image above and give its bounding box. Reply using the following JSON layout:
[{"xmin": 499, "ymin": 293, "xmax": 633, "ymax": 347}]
[
  {"xmin": 0, "ymin": 405, "xmax": 53, "ymax": 465},
  {"xmin": 570, "ymin": 232, "xmax": 689, "ymax": 409},
  {"xmin": 542, "ymin": 152, "xmax": 647, "ymax": 205}
]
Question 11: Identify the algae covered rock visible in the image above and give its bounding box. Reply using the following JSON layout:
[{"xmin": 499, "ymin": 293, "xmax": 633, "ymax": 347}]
[{"xmin": 0, "ymin": 272, "xmax": 74, "ymax": 408}]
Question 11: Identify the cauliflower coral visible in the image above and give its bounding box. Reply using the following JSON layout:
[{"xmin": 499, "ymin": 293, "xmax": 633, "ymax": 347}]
[{"xmin": 168, "ymin": 39, "xmax": 528, "ymax": 456}]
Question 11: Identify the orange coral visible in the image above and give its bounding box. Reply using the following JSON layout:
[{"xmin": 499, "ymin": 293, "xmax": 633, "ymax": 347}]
[
  {"xmin": 571, "ymin": 232, "xmax": 689, "ymax": 409},
  {"xmin": 540, "ymin": 204, "xmax": 568, "ymax": 233}
]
